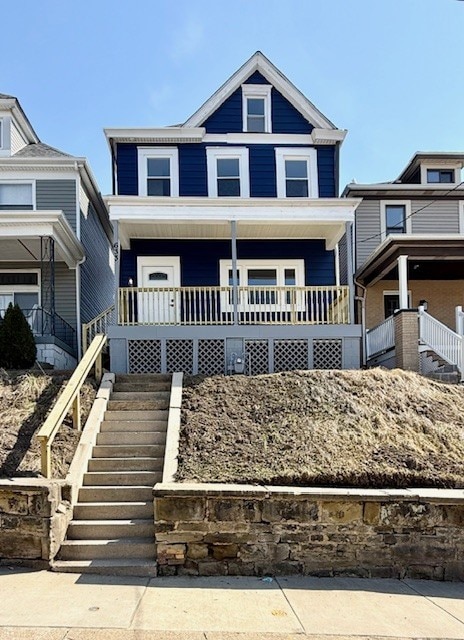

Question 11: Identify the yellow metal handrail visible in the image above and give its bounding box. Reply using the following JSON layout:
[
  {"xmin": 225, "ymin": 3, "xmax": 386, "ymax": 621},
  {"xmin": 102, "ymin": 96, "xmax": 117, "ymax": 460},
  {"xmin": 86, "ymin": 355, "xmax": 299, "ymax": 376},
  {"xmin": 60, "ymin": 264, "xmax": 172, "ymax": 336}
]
[
  {"xmin": 82, "ymin": 305, "xmax": 115, "ymax": 354},
  {"xmin": 37, "ymin": 334, "xmax": 107, "ymax": 478}
]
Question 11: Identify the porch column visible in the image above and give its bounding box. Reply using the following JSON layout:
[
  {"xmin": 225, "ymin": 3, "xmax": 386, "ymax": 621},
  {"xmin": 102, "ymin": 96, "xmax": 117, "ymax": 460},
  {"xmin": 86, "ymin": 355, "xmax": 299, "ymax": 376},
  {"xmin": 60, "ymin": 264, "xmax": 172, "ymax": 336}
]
[
  {"xmin": 397, "ymin": 255, "xmax": 409, "ymax": 309},
  {"xmin": 230, "ymin": 221, "xmax": 239, "ymax": 326},
  {"xmin": 113, "ymin": 221, "xmax": 120, "ymax": 324},
  {"xmin": 345, "ymin": 222, "xmax": 355, "ymax": 324}
]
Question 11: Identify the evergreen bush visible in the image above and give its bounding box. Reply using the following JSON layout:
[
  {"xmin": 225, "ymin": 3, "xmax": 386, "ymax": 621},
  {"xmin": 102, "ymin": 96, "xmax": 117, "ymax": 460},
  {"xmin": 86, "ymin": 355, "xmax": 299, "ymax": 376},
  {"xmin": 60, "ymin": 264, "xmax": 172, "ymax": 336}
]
[{"xmin": 0, "ymin": 303, "xmax": 37, "ymax": 369}]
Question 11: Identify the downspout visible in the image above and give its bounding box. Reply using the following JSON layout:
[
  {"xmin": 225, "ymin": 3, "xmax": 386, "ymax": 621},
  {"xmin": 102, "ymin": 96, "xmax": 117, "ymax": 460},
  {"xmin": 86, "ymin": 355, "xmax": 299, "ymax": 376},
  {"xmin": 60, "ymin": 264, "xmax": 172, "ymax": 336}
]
[{"xmin": 354, "ymin": 278, "xmax": 367, "ymax": 366}]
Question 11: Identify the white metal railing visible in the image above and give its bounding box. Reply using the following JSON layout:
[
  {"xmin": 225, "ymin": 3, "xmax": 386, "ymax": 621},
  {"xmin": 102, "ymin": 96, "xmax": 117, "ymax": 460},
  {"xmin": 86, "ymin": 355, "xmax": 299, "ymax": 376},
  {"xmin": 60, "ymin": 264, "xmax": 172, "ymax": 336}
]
[
  {"xmin": 419, "ymin": 306, "xmax": 464, "ymax": 380},
  {"xmin": 117, "ymin": 285, "xmax": 350, "ymax": 326},
  {"xmin": 456, "ymin": 305, "xmax": 464, "ymax": 336},
  {"xmin": 82, "ymin": 305, "xmax": 115, "ymax": 354},
  {"xmin": 366, "ymin": 315, "xmax": 395, "ymax": 359}
]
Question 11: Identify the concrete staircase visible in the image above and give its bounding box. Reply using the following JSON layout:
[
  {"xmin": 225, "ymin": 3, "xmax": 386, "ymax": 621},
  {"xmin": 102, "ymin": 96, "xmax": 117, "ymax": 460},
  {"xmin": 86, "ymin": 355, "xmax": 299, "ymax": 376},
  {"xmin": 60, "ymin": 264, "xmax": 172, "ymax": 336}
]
[
  {"xmin": 420, "ymin": 350, "xmax": 461, "ymax": 384},
  {"xmin": 53, "ymin": 373, "xmax": 171, "ymax": 576}
]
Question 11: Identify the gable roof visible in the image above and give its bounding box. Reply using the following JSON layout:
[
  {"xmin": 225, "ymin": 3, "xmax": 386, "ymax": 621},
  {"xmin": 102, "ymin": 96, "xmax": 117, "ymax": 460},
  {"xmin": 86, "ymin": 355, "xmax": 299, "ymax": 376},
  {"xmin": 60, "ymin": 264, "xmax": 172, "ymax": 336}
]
[
  {"xmin": 14, "ymin": 142, "xmax": 72, "ymax": 158},
  {"xmin": 184, "ymin": 51, "xmax": 338, "ymax": 130}
]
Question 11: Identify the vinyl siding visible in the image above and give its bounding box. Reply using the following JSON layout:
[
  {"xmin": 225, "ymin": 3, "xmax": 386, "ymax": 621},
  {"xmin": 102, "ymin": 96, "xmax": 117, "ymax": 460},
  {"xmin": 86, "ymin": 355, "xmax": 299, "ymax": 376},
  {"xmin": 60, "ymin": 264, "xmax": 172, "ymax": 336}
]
[
  {"xmin": 117, "ymin": 142, "xmax": 334, "ymax": 199},
  {"xmin": 354, "ymin": 199, "xmax": 381, "ymax": 269},
  {"xmin": 10, "ymin": 121, "xmax": 27, "ymax": 154},
  {"xmin": 120, "ymin": 239, "xmax": 335, "ymax": 287},
  {"xmin": 36, "ymin": 179, "xmax": 77, "ymax": 232},
  {"xmin": 410, "ymin": 199, "xmax": 460, "ymax": 234},
  {"xmin": 79, "ymin": 186, "xmax": 115, "ymax": 324},
  {"xmin": 244, "ymin": 71, "xmax": 269, "ymax": 84}
]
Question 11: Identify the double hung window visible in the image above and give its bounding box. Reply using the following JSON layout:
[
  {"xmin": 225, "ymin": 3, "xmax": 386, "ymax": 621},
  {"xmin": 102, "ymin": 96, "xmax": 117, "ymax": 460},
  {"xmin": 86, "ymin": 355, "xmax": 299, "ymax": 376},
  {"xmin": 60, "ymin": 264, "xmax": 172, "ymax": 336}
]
[
  {"xmin": 137, "ymin": 148, "xmax": 179, "ymax": 197},
  {"xmin": 275, "ymin": 148, "xmax": 318, "ymax": 198},
  {"xmin": 380, "ymin": 201, "xmax": 411, "ymax": 239},
  {"xmin": 207, "ymin": 148, "xmax": 249, "ymax": 197},
  {"xmin": 242, "ymin": 85, "xmax": 271, "ymax": 133}
]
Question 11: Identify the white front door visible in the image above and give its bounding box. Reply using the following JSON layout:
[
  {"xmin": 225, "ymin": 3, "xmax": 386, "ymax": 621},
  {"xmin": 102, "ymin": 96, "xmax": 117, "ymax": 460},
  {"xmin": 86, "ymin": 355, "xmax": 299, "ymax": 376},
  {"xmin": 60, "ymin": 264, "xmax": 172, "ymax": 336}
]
[{"xmin": 137, "ymin": 257, "xmax": 181, "ymax": 324}]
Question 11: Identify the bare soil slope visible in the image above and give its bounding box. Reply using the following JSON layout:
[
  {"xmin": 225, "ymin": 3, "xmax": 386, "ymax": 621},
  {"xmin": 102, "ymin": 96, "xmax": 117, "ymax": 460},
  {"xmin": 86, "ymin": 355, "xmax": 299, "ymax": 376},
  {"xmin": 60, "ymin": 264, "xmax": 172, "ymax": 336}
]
[
  {"xmin": 0, "ymin": 370, "xmax": 96, "ymax": 478},
  {"xmin": 178, "ymin": 368, "xmax": 464, "ymax": 488}
]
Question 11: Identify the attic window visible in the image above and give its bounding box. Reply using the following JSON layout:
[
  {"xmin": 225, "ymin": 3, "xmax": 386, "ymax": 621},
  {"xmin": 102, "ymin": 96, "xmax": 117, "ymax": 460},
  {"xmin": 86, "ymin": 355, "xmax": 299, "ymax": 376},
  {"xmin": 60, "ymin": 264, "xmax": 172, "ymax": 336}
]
[
  {"xmin": 427, "ymin": 169, "xmax": 454, "ymax": 184},
  {"xmin": 242, "ymin": 85, "xmax": 271, "ymax": 133}
]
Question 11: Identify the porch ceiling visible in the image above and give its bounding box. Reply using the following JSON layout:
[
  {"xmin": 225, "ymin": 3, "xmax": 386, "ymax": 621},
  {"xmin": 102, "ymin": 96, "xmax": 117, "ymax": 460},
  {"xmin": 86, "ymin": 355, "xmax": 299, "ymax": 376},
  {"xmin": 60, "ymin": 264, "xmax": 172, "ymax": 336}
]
[
  {"xmin": 356, "ymin": 235, "xmax": 464, "ymax": 286},
  {"xmin": 0, "ymin": 211, "xmax": 84, "ymax": 267}
]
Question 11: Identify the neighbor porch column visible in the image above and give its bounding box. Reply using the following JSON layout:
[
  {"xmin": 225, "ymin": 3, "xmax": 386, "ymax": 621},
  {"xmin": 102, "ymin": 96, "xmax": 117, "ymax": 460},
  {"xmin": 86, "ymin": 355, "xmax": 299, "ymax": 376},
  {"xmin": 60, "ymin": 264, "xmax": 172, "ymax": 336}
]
[
  {"xmin": 397, "ymin": 255, "xmax": 409, "ymax": 309},
  {"xmin": 230, "ymin": 220, "xmax": 239, "ymax": 325},
  {"xmin": 345, "ymin": 222, "xmax": 355, "ymax": 324},
  {"xmin": 113, "ymin": 221, "xmax": 120, "ymax": 325}
]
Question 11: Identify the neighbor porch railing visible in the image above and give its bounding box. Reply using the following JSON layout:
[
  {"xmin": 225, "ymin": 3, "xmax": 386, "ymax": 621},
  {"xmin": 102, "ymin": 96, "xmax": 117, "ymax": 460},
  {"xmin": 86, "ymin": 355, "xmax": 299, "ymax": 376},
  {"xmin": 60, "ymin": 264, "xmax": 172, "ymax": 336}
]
[
  {"xmin": 0, "ymin": 306, "xmax": 77, "ymax": 354},
  {"xmin": 82, "ymin": 305, "xmax": 115, "ymax": 354},
  {"xmin": 366, "ymin": 315, "xmax": 395, "ymax": 359},
  {"xmin": 117, "ymin": 285, "xmax": 350, "ymax": 326},
  {"xmin": 418, "ymin": 306, "xmax": 464, "ymax": 380},
  {"xmin": 37, "ymin": 334, "xmax": 106, "ymax": 478}
]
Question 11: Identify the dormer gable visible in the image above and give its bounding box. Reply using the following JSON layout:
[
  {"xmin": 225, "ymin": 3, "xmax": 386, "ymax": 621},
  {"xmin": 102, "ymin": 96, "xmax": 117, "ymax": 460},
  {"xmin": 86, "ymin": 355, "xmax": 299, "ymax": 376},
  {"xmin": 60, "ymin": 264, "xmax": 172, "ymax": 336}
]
[
  {"xmin": 183, "ymin": 51, "xmax": 343, "ymax": 138},
  {"xmin": 0, "ymin": 94, "xmax": 39, "ymax": 157},
  {"xmin": 397, "ymin": 152, "xmax": 464, "ymax": 186}
]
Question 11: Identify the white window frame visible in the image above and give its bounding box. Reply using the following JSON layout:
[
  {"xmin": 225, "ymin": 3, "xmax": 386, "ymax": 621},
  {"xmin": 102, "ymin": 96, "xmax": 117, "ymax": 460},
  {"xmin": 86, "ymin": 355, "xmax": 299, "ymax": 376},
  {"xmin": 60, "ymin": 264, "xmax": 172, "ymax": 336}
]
[
  {"xmin": 420, "ymin": 162, "xmax": 461, "ymax": 186},
  {"xmin": 242, "ymin": 84, "xmax": 272, "ymax": 133},
  {"xmin": 206, "ymin": 147, "xmax": 250, "ymax": 198},
  {"xmin": 383, "ymin": 290, "xmax": 412, "ymax": 318},
  {"xmin": 0, "ymin": 269, "xmax": 41, "ymax": 310},
  {"xmin": 275, "ymin": 147, "xmax": 319, "ymax": 198},
  {"xmin": 380, "ymin": 200, "xmax": 412, "ymax": 241},
  {"xmin": 137, "ymin": 147, "xmax": 179, "ymax": 197},
  {"xmin": 219, "ymin": 258, "xmax": 305, "ymax": 311},
  {"xmin": 0, "ymin": 180, "xmax": 36, "ymax": 209}
]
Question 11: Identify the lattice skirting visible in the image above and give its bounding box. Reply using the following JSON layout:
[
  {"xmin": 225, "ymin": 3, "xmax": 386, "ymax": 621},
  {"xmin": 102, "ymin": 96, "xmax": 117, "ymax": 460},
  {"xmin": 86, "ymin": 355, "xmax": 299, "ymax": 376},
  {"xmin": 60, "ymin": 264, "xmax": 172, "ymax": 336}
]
[{"xmin": 126, "ymin": 337, "xmax": 345, "ymax": 374}]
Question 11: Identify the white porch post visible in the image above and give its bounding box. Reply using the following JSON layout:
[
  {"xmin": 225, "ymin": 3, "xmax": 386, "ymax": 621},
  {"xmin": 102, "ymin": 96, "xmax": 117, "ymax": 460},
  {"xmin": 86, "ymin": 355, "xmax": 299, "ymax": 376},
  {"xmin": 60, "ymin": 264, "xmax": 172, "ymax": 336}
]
[
  {"xmin": 397, "ymin": 254, "xmax": 409, "ymax": 309},
  {"xmin": 230, "ymin": 220, "xmax": 239, "ymax": 325},
  {"xmin": 113, "ymin": 221, "xmax": 120, "ymax": 324}
]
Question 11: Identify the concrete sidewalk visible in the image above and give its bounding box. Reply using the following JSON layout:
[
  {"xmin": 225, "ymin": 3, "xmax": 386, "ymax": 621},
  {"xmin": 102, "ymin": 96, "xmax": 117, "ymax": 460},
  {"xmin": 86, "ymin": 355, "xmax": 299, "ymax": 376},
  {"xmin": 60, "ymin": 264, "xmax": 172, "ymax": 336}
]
[{"xmin": 1, "ymin": 569, "xmax": 464, "ymax": 639}]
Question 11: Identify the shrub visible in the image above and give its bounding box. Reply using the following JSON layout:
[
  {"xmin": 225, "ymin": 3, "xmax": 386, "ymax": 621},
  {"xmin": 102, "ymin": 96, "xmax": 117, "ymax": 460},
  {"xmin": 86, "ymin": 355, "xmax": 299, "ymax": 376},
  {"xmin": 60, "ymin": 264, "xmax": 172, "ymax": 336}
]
[{"xmin": 0, "ymin": 303, "xmax": 37, "ymax": 369}]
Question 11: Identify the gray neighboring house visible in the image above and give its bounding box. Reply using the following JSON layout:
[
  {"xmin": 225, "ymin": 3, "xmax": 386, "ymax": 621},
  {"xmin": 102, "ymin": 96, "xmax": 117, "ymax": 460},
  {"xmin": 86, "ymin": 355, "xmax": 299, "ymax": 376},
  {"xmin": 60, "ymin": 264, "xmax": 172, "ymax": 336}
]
[{"xmin": 0, "ymin": 93, "xmax": 114, "ymax": 368}]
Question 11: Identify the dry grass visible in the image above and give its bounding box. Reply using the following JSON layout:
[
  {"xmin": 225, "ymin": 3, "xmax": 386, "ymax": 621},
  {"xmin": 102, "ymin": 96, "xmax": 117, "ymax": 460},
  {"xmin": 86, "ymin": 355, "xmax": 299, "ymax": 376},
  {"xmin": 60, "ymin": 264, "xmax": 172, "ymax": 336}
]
[
  {"xmin": 178, "ymin": 368, "xmax": 464, "ymax": 488},
  {"xmin": 0, "ymin": 369, "xmax": 97, "ymax": 478}
]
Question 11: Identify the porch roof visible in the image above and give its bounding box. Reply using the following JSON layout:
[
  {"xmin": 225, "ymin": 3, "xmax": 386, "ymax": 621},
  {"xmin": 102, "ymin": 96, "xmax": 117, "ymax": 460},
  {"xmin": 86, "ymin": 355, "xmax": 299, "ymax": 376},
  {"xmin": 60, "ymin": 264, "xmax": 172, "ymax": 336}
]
[
  {"xmin": 0, "ymin": 210, "xmax": 85, "ymax": 267},
  {"xmin": 107, "ymin": 196, "xmax": 361, "ymax": 251},
  {"xmin": 355, "ymin": 234, "xmax": 464, "ymax": 286}
]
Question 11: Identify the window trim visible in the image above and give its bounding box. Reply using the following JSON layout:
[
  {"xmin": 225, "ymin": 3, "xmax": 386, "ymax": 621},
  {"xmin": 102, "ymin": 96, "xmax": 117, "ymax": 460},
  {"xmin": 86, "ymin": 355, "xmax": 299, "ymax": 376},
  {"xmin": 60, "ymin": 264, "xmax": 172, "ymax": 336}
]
[
  {"xmin": 275, "ymin": 147, "xmax": 318, "ymax": 198},
  {"xmin": 0, "ymin": 180, "xmax": 36, "ymax": 209},
  {"xmin": 242, "ymin": 84, "xmax": 272, "ymax": 133},
  {"xmin": 0, "ymin": 269, "xmax": 41, "ymax": 309},
  {"xmin": 206, "ymin": 147, "xmax": 250, "ymax": 198},
  {"xmin": 137, "ymin": 147, "xmax": 179, "ymax": 197},
  {"xmin": 380, "ymin": 200, "xmax": 412, "ymax": 240},
  {"xmin": 420, "ymin": 162, "xmax": 461, "ymax": 186}
]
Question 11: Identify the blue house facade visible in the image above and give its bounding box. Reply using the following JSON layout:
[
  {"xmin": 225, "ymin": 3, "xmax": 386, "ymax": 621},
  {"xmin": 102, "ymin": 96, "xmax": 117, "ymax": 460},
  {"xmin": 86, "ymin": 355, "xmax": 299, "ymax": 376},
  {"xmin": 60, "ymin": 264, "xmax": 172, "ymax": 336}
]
[{"xmin": 105, "ymin": 52, "xmax": 362, "ymax": 375}]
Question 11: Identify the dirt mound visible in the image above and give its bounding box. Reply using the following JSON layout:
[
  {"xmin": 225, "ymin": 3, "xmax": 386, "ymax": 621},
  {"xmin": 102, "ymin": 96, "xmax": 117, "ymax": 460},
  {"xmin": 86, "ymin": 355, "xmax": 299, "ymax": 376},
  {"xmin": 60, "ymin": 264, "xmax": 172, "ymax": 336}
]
[
  {"xmin": 0, "ymin": 370, "xmax": 96, "ymax": 478},
  {"xmin": 177, "ymin": 368, "xmax": 464, "ymax": 488}
]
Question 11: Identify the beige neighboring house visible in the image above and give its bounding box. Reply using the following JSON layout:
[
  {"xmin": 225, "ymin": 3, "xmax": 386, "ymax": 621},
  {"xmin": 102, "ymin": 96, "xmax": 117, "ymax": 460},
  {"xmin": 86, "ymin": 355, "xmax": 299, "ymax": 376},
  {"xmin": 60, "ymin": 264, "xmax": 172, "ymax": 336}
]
[{"xmin": 344, "ymin": 152, "xmax": 464, "ymax": 379}]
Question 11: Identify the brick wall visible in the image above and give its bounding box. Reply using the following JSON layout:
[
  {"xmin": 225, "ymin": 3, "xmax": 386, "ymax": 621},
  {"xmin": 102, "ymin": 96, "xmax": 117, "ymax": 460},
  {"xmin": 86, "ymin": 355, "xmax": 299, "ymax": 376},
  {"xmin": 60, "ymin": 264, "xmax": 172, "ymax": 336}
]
[
  {"xmin": 154, "ymin": 484, "xmax": 464, "ymax": 580},
  {"xmin": 0, "ymin": 479, "xmax": 71, "ymax": 566},
  {"xmin": 394, "ymin": 310, "xmax": 419, "ymax": 372}
]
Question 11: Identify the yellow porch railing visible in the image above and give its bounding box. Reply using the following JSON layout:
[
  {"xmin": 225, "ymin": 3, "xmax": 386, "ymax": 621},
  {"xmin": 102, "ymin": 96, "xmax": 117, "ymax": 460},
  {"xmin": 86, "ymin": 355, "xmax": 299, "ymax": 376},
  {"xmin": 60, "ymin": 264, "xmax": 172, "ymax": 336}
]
[
  {"xmin": 37, "ymin": 334, "xmax": 106, "ymax": 478},
  {"xmin": 118, "ymin": 285, "xmax": 350, "ymax": 326},
  {"xmin": 82, "ymin": 305, "xmax": 115, "ymax": 354}
]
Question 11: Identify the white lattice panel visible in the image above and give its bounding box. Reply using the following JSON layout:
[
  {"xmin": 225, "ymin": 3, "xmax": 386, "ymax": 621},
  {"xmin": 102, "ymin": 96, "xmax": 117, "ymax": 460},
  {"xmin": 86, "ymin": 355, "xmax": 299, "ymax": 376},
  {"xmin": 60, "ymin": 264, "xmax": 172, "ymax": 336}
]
[
  {"xmin": 166, "ymin": 339, "xmax": 194, "ymax": 374},
  {"xmin": 128, "ymin": 340, "xmax": 162, "ymax": 373},
  {"xmin": 313, "ymin": 339, "xmax": 343, "ymax": 369},
  {"xmin": 245, "ymin": 340, "xmax": 269, "ymax": 375},
  {"xmin": 198, "ymin": 340, "xmax": 225, "ymax": 376},
  {"xmin": 274, "ymin": 339, "xmax": 308, "ymax": 372}
]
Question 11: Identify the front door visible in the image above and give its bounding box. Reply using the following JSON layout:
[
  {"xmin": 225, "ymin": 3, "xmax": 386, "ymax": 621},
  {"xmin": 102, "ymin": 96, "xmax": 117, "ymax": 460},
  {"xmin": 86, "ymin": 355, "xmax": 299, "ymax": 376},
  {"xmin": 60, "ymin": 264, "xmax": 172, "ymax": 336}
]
[{"xmin": 137, "ymin": 257, "xmax": 181, "ymax": 324}]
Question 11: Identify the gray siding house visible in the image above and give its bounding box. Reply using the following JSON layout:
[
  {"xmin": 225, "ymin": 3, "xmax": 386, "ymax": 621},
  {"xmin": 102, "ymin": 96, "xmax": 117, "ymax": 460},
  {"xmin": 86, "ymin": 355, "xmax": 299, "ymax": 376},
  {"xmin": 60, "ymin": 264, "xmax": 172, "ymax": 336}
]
[{"xmin": 0, "ymin": 93, "xmax": 114, "ymax": 368}]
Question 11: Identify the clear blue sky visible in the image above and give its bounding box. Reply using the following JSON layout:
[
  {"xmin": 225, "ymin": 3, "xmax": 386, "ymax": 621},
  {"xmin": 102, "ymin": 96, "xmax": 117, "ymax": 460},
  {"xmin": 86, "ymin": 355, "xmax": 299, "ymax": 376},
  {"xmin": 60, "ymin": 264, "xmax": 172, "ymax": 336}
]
[{"xmin": 2, "ymin": 0, "xmax": 463, "ymax": 194}]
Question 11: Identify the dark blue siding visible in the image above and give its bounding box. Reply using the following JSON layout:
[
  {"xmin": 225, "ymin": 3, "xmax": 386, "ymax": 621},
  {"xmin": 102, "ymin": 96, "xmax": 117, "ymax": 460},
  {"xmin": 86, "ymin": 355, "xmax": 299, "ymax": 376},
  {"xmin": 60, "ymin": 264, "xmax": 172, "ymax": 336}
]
[
  {"xmin": 271, "ymin": 89, "xmax": 313, "ymax": 134},
  {"xmin": 203, "ymin": 88, "xmax": 242, "ymax": 133},
  {"xmin": 116, "ymin": 144, "xmax": 138, "ymax": 195},
  {"xmin": 121, "ymin": 239, "xmax": 335, "ymax": 287},
  {"xmin": 244, "ymin": 71, "xmax": 269, "ymax": 84},
  {"xmin": 178, "ymin": 144, "xmax": 207, "ymax": 196},
  {"xmin": 249, "ymin": 145, "xmax": 277, "ymax": 197},
  {"xmin": 316, "ymin": 146, "xmax": 336, "ymax": 197}
]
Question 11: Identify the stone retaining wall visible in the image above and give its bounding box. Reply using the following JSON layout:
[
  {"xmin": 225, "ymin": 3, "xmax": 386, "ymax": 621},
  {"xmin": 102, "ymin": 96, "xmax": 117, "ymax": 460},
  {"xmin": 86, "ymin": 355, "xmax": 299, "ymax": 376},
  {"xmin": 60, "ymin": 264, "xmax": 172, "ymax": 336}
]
[
  {"xmin": 154, "ymin": 483, "xmax": 464, "ymax": 580},
  {"xmin": 0, "ymin": 479, "xmax": 71, "ymax": 567}
]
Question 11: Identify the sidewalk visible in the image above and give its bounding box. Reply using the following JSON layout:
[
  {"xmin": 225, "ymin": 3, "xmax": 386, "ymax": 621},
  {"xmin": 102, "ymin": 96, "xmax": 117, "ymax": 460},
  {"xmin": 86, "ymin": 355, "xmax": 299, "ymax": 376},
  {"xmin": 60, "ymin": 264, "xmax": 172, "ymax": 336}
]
[{"xmin": 1, "ymin": 568, "xmax": 464, "ymax": 639}]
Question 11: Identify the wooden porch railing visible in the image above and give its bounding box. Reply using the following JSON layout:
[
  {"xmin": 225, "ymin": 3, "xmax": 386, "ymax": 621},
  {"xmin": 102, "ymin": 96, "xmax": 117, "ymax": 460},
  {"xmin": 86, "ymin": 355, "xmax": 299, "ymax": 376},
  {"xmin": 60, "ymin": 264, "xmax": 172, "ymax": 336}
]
[
  {"xmin": 82, "ymin": 305, "xmax": 115, "ymax": 354},
  {"xmin": 117, "ymin": 285, "xmax": 350, "ymax": 326},
  {"xmin": 37, "ymin": 334, "xmax": 106, "ymax": 478}
]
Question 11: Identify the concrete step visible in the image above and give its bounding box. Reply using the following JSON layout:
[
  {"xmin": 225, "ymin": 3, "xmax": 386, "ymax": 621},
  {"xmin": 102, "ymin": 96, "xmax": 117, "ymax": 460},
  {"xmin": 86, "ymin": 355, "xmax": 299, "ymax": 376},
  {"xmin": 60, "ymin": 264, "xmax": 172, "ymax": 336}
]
[
  {"xmin": 58, "ymin": 538, "xmax": 155, "ymax": 561},
  {"xmin": 111, "ymin": 391, "xmax": 170, "ymax": 402},
  {"xmin": 104, "ymin": 410, "xmax": 168, "ymax": 422},
  {"xmin": 92, "ymin": 444, "xmax": 165, "ymax": 458},
  {"xmin": 116, "ymin": 374, "xmax": 171, "ymax": 383},
  {"xmin": 83, "ymin": 471, "xmax": 161, "ymax": 486},
  {"xmin": 88, "ymin": 457, "xmax": 163, "ymax": 472},
  {"xmin": 67, "ymin": 519, "xmax": 154, "ymax": 540},
  {"xmin": 426, "ymin": 371, "xmax": 461, "ymax": 384},
  {"xmin": 96, "ymin": 431, "xmax": 166, "ymax": 446},
  {"xmin": 113, "ymin": 382, "xmax": 171, "ymax": 393},
  {"xmin": 52, "ymin": 559, "xmax": 158, "ymax": 577},
  {"xmin": 100, "ymin": 420, "xmax": 167, "ymax": 432},
  {"xmin": 74, "ymin": 502, "xmax": 154, "ymax": 520},
  {"xmin": 78, "ymin": 486, "xmax": 154, "ymax": 502},
  {"xmin": 107, "ymin": 400, "xmax": 169, "ymax": 411}
]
